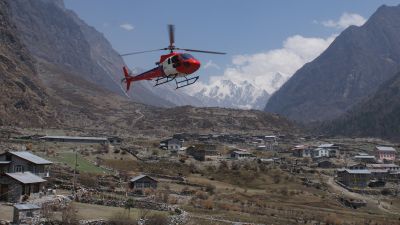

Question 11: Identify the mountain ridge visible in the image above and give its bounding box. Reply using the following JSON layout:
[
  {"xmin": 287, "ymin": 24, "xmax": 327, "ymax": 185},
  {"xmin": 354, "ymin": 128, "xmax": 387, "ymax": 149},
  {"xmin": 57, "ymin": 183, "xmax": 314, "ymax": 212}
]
[
  {"xmin": 322, "ymin": 71, "xmax": 400, "ymax": 140},
  {"xmin": 265, "ymin": 4, "xmax": 400, "ymax": 122}
]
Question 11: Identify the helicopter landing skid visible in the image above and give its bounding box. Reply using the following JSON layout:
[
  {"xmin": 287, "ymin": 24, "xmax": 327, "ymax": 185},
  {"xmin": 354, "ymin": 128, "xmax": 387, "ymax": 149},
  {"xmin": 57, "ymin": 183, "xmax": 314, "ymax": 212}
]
[
  {"xmin": 154, "ymin": 74, "xmax": 199, "ymax": 89},
  {"xmin": 175, "ymin": 76, "xmax": 199, "ymax": 89},
  {"xmin": 154, "ymin": 75, "xmax": 177, "ymax": 87}
]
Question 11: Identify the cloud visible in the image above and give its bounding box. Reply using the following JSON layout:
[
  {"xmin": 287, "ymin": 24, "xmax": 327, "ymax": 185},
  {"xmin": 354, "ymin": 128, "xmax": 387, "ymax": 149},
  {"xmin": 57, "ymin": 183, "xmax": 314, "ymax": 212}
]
[
  {"xmin": 203, "ymin": 60, "xmax": 221, "ymax": 70},
  {"xmin": 119, "ymin": 23, "xmax": 134, "ymax": 31},
  {"xmin": 321, "ymin": 13, "xmax": 366, "ymax": 29},
  {"xmin": 187, "ymin": 35, "xmax": 336, "ymax": 96}
]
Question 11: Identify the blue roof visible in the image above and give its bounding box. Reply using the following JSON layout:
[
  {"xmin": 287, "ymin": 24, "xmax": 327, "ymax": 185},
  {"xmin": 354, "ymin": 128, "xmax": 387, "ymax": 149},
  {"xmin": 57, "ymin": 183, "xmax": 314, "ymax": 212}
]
[
  {"xmin": 8, "ymin": 151, "xmax": 52, "ymax": 165},
  {"xmin": 6, "ymin": 172, "xmax": 46, "ymax": 184},
  {"xmin": 345, "ymin": 169, "xmax": 371, "ymax": 174},
  {"xmin": 39, "ymin": 136, "xmax": 108, "ymax": 141},
  {"xmin": 130, "ymin": 175, "xmax": 157, "ymax": 183},
  {"xmin": 14, "ymin": 204, "xmax": 40, "ymax": 210}
]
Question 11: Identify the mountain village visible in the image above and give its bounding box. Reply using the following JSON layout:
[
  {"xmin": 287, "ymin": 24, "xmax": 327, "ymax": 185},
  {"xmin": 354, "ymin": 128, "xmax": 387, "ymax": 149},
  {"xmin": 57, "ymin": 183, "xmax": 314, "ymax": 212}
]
[
  {"xmin": 2, "ymin": 0, "xmax": 400, "ymax": 224},
  {"xmin": 0, "ymin": 128, "xmax": 399, "ymax": 224}
]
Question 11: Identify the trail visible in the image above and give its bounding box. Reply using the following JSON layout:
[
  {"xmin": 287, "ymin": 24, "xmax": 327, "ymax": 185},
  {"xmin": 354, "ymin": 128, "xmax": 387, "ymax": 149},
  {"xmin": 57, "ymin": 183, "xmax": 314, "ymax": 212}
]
[
  {"xmin": 189, "ymin": 214, "xmax": 265, "ymax": 225},
  {"xmin": 131, "ymin": 109, "xmax": 145, "ymax": 125},
  {"xmin": 326, "ymin": 176, "xmax": 400, "ymax": 215}
]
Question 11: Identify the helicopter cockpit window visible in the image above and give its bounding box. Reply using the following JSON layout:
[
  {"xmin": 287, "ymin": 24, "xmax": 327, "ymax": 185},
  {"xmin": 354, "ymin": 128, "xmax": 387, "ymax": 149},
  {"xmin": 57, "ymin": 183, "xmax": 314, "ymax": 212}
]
[
  {"xmin": 171, "ymin": 55, "xmax": 179, "ymax": 63},
  {"xmin": 181, "ymin": 54, "xmax": 194, "ymax": 60}
]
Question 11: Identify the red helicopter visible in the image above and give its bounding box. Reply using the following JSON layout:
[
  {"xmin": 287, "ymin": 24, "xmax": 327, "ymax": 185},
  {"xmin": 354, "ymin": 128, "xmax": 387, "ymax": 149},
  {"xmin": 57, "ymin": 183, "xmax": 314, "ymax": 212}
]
[{"xmin": 120, "ymin": 25, "xmax": 225, "ymax": 90}]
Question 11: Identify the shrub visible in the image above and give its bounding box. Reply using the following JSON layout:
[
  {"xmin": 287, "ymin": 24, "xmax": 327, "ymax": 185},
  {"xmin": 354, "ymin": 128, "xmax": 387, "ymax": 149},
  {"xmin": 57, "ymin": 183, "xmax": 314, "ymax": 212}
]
[
  {"xmin": 79, "ymin": 172, "xmax": 98, "ymax": 188},
  {"xmin": 194, "ymin": 191, "xmax": 208, "ymax": 200},
  {"xmin": 61, "ymin": 204, "xmax": 78, "ymax": 225},
  {"xmin": 280, "ymin": 187, "xmax": 288, "ymax": 196},
  {"xmin": 146, "ymin": 214, "xmax": 169, "ymax": 225},
  {"xmin": 205, "ymin": 184, "xmax": 216, "ymax": 195},
  {"xmin": 381, "ymin": 188, "xmax": 392, "ymax": 196},
  {"xmin": 200, "ymin": 198, "xmax": 214, "ymax": 210},
  {"xmin": 272, "ymin": 173, "xmax": 281, "ymax": 184}
]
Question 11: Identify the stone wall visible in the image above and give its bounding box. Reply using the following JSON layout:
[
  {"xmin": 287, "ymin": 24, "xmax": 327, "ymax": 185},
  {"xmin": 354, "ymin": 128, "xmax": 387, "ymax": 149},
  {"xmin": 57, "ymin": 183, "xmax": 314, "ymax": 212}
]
[
  {"xmin": 0, "ymin": 175, "xmax": 22, "ymax": 203},
  {"xmin": 13, "ymin": 209, "xmax": 41, "ymax": 224}
]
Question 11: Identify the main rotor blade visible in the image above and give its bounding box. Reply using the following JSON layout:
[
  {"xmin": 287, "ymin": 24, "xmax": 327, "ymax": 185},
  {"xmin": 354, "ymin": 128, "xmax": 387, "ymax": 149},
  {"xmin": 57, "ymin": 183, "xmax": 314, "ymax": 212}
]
[
  {"xmin": 168, "ymin": 24, "xmax": 175, "ymax": 47},
  {"xmin": 120, "ymin": 49, "xmax": 164, "ymax": 57},
  {"xmin": 178, "ymin": 48, "xmax": 226, "ymax": 55}
]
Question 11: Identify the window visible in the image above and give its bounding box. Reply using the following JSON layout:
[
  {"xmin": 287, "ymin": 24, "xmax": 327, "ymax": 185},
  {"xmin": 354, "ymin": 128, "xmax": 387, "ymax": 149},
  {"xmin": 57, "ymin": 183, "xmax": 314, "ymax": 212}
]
[
  {"xmin": 181, "ymin": 53, "xmax": 194, "ymax": 60},
  {"xmin": 15, "ymin": 165, "xmax": 24, "ymax": 173}
]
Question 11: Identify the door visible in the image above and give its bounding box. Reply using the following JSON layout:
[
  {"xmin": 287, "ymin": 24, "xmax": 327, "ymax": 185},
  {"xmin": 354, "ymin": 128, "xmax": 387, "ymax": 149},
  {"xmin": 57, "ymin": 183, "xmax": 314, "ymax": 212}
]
[{"xmin": 0, "ymin": 184, "xmax": 8, "ymax": 201}]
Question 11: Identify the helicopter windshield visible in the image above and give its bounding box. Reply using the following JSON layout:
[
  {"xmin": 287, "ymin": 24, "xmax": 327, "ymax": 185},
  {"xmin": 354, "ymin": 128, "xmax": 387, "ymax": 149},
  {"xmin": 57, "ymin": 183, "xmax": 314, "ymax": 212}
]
[{"xmin": 180, "ymin": 53, "xmax": 194, "ymax": 60}]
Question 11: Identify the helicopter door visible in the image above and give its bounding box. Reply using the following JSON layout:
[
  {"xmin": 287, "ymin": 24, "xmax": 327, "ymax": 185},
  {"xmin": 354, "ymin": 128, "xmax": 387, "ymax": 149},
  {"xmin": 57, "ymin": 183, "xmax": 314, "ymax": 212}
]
[{"xmin": 162, "ymin": 56, "xmax": 178, "ymax": 76}]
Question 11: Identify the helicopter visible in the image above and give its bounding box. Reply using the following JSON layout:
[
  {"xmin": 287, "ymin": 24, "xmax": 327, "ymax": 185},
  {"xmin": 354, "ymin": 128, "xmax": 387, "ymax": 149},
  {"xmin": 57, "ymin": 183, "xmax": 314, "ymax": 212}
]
[{"xmin": 120, "ymin": 24, "xmax": 225, "ymax": 90}]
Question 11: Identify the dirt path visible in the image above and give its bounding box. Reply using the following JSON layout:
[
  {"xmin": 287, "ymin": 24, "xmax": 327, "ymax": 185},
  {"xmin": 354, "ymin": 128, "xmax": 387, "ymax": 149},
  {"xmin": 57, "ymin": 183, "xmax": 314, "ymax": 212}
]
[
  {"xmin": 326, "ymin": 176, "xmax": 400, "ymax": 215},
  {"xmin": 189, "ymin": 214, "xmax": 264, "ymax": 225}
]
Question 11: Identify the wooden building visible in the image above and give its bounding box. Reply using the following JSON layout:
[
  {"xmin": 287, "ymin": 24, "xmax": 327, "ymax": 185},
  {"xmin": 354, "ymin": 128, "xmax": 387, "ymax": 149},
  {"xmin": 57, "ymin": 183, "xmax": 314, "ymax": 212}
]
[
  {"xmin": 129, "ymin": 175, "xmax": 158, "ymax": 191},
  {"xmin": 186, "ymin": 144, "xmax": 218, "ymax": 161},
  {"xmin": 337, "ymin": 169, "xmax": 371, "ymax": 188}
]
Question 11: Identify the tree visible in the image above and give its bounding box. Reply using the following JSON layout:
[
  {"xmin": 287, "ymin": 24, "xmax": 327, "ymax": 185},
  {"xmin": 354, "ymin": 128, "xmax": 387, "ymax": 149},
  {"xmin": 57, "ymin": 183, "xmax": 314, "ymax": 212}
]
[
  {"xmin": 124, "ymin": 198, "xmax": 135, "ymax": 217},
  {"xmin": 62, "ymin": 204, "xmax": 78, "ymax": 225}
]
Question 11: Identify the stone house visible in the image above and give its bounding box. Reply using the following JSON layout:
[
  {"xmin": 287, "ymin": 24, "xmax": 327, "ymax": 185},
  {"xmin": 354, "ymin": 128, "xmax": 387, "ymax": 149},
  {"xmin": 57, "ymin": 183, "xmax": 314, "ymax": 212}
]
[
  {"xmin": 347, "ymin": 163, "xmax": 367, "ymax": 170},
  {"xmin": 292, "ymin": 145, "xmax": 313, "ymax": 158},
  {"xmin": 317, "ymin": 160, "xmax": 336, "ymax": 168},
  {"xmin": 129, "ymin": 175, "xmax": 158, "ymax": 191},
  {"xmin": 367, "ymin": 163, "xmax": 400, "ymax": 172},
  {"xmin": 186, "ymin": 144, "xmax": 219, "ymax": 161},
  {"xmin": 230, "ymin": 150, "xmax": 254, "ymax": 160},
  {"xmin": 159, "ymin": 138, "xmax": 183, "ymax": 150},
  {"xmin": 337, "ymin": 169, "xmax": 371, "ymax": 188},
  {"xmin": 0, "ymin": 151, "xmax": 52, "ymax": 177},
  {"xmin": 13, "ymin": 203, "xmax": 41, "ymax": 224},
  {"xmin": 353, "ymin": 154, "xmax": 376, "ymax": 163},
  {"xmin": 0, "ymin": 151, "xmax": 51, "ymax": 203},
  {"xmin": 0, "ymin": 172, "xmax": 46, "ymax": 202}
]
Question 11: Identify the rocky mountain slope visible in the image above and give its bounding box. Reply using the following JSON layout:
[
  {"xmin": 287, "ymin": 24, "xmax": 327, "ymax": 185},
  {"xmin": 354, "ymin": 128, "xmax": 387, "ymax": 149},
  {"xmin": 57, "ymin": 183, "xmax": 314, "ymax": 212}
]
[
  {"xmin": 0, "ymin": 0, "xmax": 56, "ymax": 127},
  {"xmin": 191, "ymin": 80, "xmax": 270, "ymax": 109},
  {"xmin": 265, "ymin": 4, "xmax": 400, "ymax": 122},
  {"xmin": 7, "ymin": 0, "xmax": 177, "ymax": 107},
  {"xmin": 323, "ymin": 72, "xmax": 400, "ymax": 140}
]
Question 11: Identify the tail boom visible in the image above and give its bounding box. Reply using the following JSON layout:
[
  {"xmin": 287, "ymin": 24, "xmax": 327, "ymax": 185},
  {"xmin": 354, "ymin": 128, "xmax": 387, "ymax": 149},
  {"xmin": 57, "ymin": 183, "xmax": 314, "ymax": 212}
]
[{"xmin": 122, "ymin": 66, "xmax": 165, "ymax": 91}]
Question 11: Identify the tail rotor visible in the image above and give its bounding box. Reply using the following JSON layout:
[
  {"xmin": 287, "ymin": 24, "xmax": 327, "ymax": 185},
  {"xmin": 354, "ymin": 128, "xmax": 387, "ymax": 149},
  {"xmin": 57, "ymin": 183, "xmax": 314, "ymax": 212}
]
[{"xmin": 122, "ymin": 66, "xmax": 133, "ymax": 91}]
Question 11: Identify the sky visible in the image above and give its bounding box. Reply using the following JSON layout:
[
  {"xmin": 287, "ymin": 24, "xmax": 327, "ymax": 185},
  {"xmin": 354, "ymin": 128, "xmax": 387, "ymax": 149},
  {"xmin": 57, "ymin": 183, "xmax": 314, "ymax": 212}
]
[{"xmin": 64, "ymin": 0, "xmax": 400, "ymax": 94}]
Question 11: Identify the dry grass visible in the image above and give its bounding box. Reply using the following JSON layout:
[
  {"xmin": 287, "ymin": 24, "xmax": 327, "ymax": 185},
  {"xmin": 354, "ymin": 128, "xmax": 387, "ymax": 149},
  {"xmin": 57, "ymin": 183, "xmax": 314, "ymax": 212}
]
[
  {"xmin": 0, "ymin": 204, "xmax": 13, "ymax": 221},
  {"xmin": 72, "ymin": 202, "xmax": 167, "ymax": 221}
]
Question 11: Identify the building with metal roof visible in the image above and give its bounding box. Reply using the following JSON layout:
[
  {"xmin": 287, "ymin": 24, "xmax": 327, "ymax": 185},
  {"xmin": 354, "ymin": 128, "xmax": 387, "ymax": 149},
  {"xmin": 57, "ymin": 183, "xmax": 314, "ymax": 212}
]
[
  {"xmin": 38, "ymin": 135, "xmax": 109, "ymax": 144},
  {"xmin": 375, "ymin": 146, "xmax": 396, "ymax": 162},
  {"xmin": 0, "ymin": 152, "xmax": 51, "ymax": 203},
  {"xmin": 5, "ymin": 172, "xmax": 46, "ymax": 184},
  {"xmin": 129, "ymin": 175, "xmax": 158, "ymax": 191},
  {"xmin": 4, "ymin": 151, "xmax": 52, "ymax": 165},
  {"xmin": 13, "ymin": 203, "xmax": 41, "ymax": 224}
]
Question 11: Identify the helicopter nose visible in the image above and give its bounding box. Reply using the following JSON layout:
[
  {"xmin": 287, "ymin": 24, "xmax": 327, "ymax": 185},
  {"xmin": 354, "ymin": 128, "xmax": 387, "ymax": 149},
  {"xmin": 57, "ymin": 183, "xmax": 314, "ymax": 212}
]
[{"xmin": 192, "ymin": 59, "xmax": 201, "ymax": 71}]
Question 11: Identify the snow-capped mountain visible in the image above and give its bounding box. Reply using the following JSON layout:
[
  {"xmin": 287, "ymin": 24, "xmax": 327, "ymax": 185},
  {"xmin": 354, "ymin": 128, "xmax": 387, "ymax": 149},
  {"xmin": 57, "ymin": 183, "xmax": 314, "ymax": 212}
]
[{"xmin": 188, "ymin": 80, "xmax": 270, "ymax": 109}]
